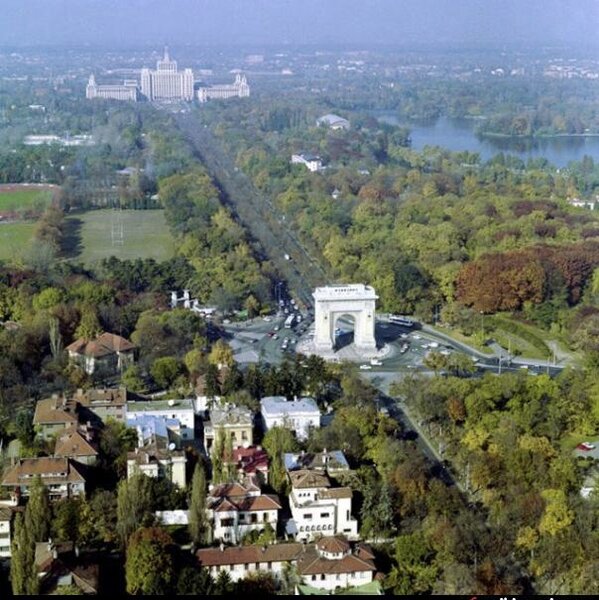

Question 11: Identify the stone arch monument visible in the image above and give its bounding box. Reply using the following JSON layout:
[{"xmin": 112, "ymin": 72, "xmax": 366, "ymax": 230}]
[{"xmin": 313, "ymin": 284, "xmax": 378, "ymax": 354}]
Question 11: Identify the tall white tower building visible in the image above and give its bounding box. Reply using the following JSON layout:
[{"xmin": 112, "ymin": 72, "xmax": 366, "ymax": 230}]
[{"xmin": 140, "ymin": 47, "xmax": 195, "ymax": 101}]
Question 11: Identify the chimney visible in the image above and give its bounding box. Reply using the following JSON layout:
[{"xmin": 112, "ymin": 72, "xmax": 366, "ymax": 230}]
[{"xmin": 219, "ymin": 542, "xmax": 225, "ymax": 552}]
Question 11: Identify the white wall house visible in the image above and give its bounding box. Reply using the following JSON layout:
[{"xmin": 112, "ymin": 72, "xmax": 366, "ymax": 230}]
[
  {"xmin": 260, "ymin": 396, "xmax": 320, "ymax": 440},
  {"xmin": 288, "ymin": 470, "xmax": 358, "ymax": 541},
  {"xmin": 208, "ymin": 479, "xmax": 281, "ymax": 544},
  {"xmin": 196, "ymin": 536, "xmax": 379, "ymax": 594},
  {"xmin": 127, "ymin": 446, "xmax": 187, "ymax": 488},
  {"xmin": 291, "ymin": 153, "xmax": 324, "ymax": 172},
  {"xmin": 126, "ymin": 398, "xmax": 195, "ymax": 441}
]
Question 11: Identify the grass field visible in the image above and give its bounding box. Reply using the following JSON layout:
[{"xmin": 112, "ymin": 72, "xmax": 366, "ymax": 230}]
[
  {"xmin": 64, "ymin": 209, "xmax": 175, "ymax": 265},
  {"xmin": 0, "ymin": 187, "xmax": 54, "ymax": 213},
  {"xmin": 0, "ymin": 222, "xmax": 36, "ymax": 261}
]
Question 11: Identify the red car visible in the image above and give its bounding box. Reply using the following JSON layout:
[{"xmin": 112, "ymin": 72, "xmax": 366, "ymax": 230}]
[{"xmin": 577, "ymin": 442, "xmax": 596, "ymax": 451}]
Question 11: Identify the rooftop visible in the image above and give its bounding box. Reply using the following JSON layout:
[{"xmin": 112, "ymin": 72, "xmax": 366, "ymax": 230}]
[
  {"xmin": 210, "ymin": 403, "xmax": 253, "ymax": 427},
  {"xmin": 284, "ymin": 450, "xmax": 350, "ymax": 472},
  {"xmin": 261, "ymin": 396, "xmax": 320, "ymax": 417},
  {"xmin": 66, "ymin": 332, "xmax": 135, "ymax": 358},
  {"xmin": 127, "ymin": 398, "xmax": 194, "ymax": 413},
  {"xmin": 313, "ymin": 284, "xmax": 378, "ymax": 301},
  {"xmin": 2, "ymin": 458, "xmax": 86, "ymax": 487}
]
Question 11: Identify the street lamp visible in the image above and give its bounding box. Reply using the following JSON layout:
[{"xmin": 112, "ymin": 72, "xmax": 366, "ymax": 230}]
[{"xmin": 479, "ymin": 310, "xmax": 485, "ymax": 340}]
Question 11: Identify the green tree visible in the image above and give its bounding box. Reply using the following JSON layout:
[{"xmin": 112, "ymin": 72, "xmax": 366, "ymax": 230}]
[
  {"xmin": 213, "ymin": 570, "xmax": 234, "ymax": 595},
  {"xmin": 121, "ymin": 365, "xmax": 145, "ymax": 392},
  {"xmin": 75, "ymin": 305, "xmax": 101, "ymax": 341},
  {"xmin": 176, "ymin": 566, "xmax": 214, "ymax": 595},
  {"xmin": 126, "ymin": 527, "xmax": 175, "ymax": 595},
  {"xmin": 116, "ymin": 473, "xmax": 154, "ymax": 545},
  {"xmin": 10, "ymin": 512, "xmax": 39, "ymax": 595},
  {"xmin": 188, "ymin": 462, "xmax": 210, "ymax": 546},
  {"xmin": 262, "ymin": 426, "xmax": 299, "ymax": 494},
  {"xmin": 150, "ymin": 356, "xmax": 182, "ymax": 389},
  {"xmin": 52, "ymin": 498, "xmax": 80, "ymax": 542},
  {"xmin": 25, "ymin": 475, "xmax": 50, "ymax": 542}
]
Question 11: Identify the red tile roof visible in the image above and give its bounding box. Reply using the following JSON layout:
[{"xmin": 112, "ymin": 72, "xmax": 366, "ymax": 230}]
[
  {"xmin": 1, "ymin": 457, "xmax": 86, "ymax": 487},
  {"xmin": 66, "ymin": 332, "xmax": 134, "ymax": 358}
]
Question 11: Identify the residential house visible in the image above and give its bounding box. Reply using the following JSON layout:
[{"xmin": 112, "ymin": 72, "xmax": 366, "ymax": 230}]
[
  {"xmin": 72, "ymin": 387, "xmax": 127, "ymax": 424},
  {"xmin": 127, "ymin": 398, "xmax": 195, "ymax": 442},
  {"xmin": 283, "ymin": 450, "xmax": 350, "ymax": 475},
  {"xmin": 53, "ymin": 425, "xmax": 99, "ymax": 466},
  {"xmin": 204, "ymin": 404, "xmax": 254, "ymax": 454},
  {"xmin": 0, "ymin": 507, "xmax": 13, "ymax": 558},
  {"xmin": 232, "ymin": 446, "xmax": 269, "ymax": 484},
  {"xmin": 127, "ymin": 442, "xmax": 187, "ymax": 488},
  {"xmin": 35, "ymin": 541, "xmax": 99, "ymax": 594},
  {"xmin": 291, "ymin": 153, "xmax": 324, "ymax": 172},
  {"xmin": 196, "ymin": 535, "xmax": 379, "ymax": 594},
  {"xmin": 316, "ymin": 114, "xmax": 350, "ymax": 130},
  {"xmin": 208, "ymin": 477, "xmax": 281, "ymax": 544},
  {"xmin": 261, "ymin": 396, "xmax": 320, "ymax": 441},
  {"xmin": 33, "ymin": 395, "xmax": 79, "ymax": 440},
  {"xmin": 34, "ymin": 388, "xmax": 128, "ymax": 440},
  {"xmin": 65, "ymin": 332, "xmax": 135, "ymax": 376},
  {"xmin": 287, "ymin": 469, "xmax": 358, "ymax": 541},
  {"xmin": 1, "ymin": 458, "xmax": 87, "ymax": 502}
]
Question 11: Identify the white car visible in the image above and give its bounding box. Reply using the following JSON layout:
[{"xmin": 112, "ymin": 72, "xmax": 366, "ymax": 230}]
[
  {"xmin": 370, "ymin": 359, "xmax": 383, "ymax": 366},
  {"xmin": 359, "ymin": 364, "xmax": 372, "ymax": 370},
  {"xmin": 412, "ymin": 334, "xmax": 422, "ymax": 340}
]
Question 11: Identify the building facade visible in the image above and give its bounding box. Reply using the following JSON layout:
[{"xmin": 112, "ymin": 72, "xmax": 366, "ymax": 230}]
[
  {"xmin": 196, "ymin": 536, "xmax": 378, "ymax": 593},
  {"xmin": 261, "ymin": 396, "xmax": 320, "ymax": 440},
  {"xmin": 85, "ymin": 74, "xmax": 138, "ymax": 101},
  {"xmin": 65, "ymin": 332, "xmax": 135, "ymax": 376},
  {"xmin": 291, "ymin": 154, "xmax": 324, "ymax": 172},
  {"xmin": 1, "ymin": 458, "xmax": 86, "ymax": 502},
  {"xmin": 208, "ymin": 479, "xmax": 281, "ymax": 544},
  {"xmin": 126, "ymin": 398, "xmax": 195, "ymax": 441},
  {"xmin": 140, "ymin": 47, "xmax": 194, "ymax": 101},
  {"xmin": 0, "ymin": 507, "xmax": 12, "ymax": 558},
  {"xmin": 197, "ymin": 74, "xmax": 250, "ymax": 102},
  {"xmin": 288, "ymin": 469, "xmax": 358, "ymax": 542},
  {"xmin": 204, "ymin": 404, "xmax": 254, "ymax": 454}
]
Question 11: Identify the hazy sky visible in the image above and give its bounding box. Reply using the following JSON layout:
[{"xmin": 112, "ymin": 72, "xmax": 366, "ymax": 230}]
[{"xmin": 2, "ymin": 0, "xmax": 598, "ymax": 48}]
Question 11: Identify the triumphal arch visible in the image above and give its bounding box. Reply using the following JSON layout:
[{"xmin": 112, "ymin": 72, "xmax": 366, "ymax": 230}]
[{"xmin": 312, "ymin": 284, "xmax": 378, "ymax": 354}]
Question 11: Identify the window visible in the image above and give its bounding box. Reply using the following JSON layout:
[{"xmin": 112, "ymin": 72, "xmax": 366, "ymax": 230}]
[
  {"xmin": 263, "ymin": 513, "xmax": 269, "ymax": 522},
  {"xmin": 320, "ymin": 574, "xmax": 325, "ymax": 581},
  {"xmin": 244, "ymin": 564, "xmax": 249, "ymax": 571},
  {"xmin": 242, "ymin": 431, "xmax": 248, "ymax": 440},
  {"xmin": 311, "ymin": 575, "xmax": 316, "ymax": 581},
  {"xmin": 251, "ymin": 514, "xmax": 258, "ymax": 524},
  {"xmin": 304, "ymin": 513, "xmax": 312, "ymax": 520},
  {"xmin": 267, "ymin": 562, "xmax": 272, "ymax": 570},
  {"xmin": 351, "ymin": 572, "xmax": 355, "ymax": 579},
  {"xmin": 255, "ymin": 563, "xmax": 259, "ymax": 570},
  {"xmin": 320, "ymin": 512, "xmax": 330, "ymax": 518}
]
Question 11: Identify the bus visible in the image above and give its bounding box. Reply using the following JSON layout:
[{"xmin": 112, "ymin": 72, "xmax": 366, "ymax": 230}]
[
  {"xmin": 284, "ymin": 315, "xmax": 296, "ymax": 329},
  {"xmin": 389, "ymin": 315, "xmax": 414, "ymax": 327}
]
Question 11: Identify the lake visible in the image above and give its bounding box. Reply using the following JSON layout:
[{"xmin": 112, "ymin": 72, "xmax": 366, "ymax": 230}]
[{"xmin": 376, "ymin": 114, "xmax": 599, "ymax": 168}]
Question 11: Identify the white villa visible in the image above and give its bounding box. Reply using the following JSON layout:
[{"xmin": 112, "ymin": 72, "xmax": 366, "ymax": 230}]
[{"xmin": 260, "ymin": 396, "xmax": 321, "ymax": 440}]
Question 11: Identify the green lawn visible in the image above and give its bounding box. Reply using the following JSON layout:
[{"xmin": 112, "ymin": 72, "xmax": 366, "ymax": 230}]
[
  {"xmin": 0, "ymin": 222, "xmax": 36, "ymax": 260},
  {"xmin": 64, "ymin": 209, "xmax": 175, "ymax": 265},
  {"xmin": 0, "ymin": 188, "xmax": 53, "ymax": 213}
]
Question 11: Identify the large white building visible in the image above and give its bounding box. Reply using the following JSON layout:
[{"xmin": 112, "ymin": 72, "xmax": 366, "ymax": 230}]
[
  {"xmin": 126, "ymin": 398, "xmax": 195, "ymax": 441},
  {"xmin": 260, "ymin": 396, "xmax": 320, "ymax": 441},
  {"xmin": 85, "ymin": 74, "xmax": 139, "ymax": 101},
  {"xmin": 291, "ymin": 153, "xmax": 324, "ymax": 172},
  {"xmin": 197, "ymin": 74, "xmax": 250, "ymax": 102},
  {"xmin": 287, "ymin": 469, "xmax": 358, "ymax": 542},
  {"xmin": 141, "ymin": 47, "xmax": 194, "ymax": 102},
  {"xmin": 0, "ymin": 507, "xmax": 12, "ymax": 558}
]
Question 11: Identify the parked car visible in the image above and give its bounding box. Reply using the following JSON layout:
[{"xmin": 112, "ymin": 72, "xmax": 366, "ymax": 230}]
[
  {"xmin": 359, "ymin": 364, "xmax": 372, "ymax": 370},
  {"xmin": 577, "ymin": 442, "xmax": 596, "ymax": 451}
]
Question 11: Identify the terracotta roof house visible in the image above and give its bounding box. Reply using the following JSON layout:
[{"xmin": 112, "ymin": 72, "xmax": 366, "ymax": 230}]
[
  {"xmin": 73, "ymin": 387, "xmax": 128, "ymax": 423},
  {"xmin": 54, "ymin": 425, "xmax": 99, "ymax": 465},
  {"xmin": 196, "ymin": 536, "xmax": 378, "ymax": 593},
  {"xmin": 33, "ymin": 395, "xmax": 79, "ymax": 440},
  {"xmin": 287, "ymin": 469, "xmax": 358, "ymax": 542},
  {"xmin": 208, "ymin": 477, "xmax": 281, "ymax": 544},
  {"xmin": 1, "ymin": 457, "xmax": 87, "ymax": 502},
  {"xmin": 66, "ymin": 332, "xmax": 135, "ymax": 376},
  {"xmin": 232, "ymin": 446, "xmax": 269, "ymax": 483},
  {"xmin": 35, "ymin": 541, "xmax": 100, "ymax": 595}
]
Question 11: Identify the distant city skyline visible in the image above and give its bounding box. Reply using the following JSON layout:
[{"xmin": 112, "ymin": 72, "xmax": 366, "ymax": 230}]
[{"xmin": 1, "ymin": 0, "xmax": 599, "ymax": 49}]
